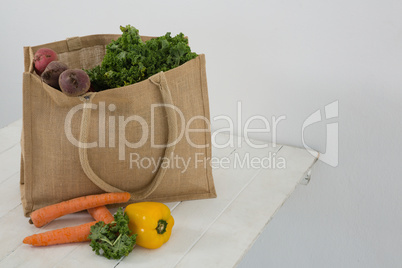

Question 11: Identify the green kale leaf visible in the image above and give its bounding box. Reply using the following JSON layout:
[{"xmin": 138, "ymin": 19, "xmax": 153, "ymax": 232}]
[
  {"xmin": 85, "ymin": 25, "xmax": 198, "ymax": 91},
  {"xmin": 88, "ymin": 207, "xmax": 137, "ymax": 260}
]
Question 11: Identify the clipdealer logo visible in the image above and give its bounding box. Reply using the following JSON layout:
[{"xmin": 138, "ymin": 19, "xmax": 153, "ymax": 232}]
[
  {"xmin": 302, "ymin": 101, "xmax": 339, "ymax": 167},
  {"xmin": 63, "ymin": 100, "xmax": 339, "ymax": 170}
]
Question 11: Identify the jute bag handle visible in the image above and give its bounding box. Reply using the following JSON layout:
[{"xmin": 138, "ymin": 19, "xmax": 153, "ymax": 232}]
[{"xmin": 78, "ymin": 72, "xmax": 178, "ymax": 201}]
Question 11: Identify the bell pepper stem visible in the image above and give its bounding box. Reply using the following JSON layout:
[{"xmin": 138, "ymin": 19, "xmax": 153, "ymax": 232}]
[{"xmin": 156, "ymin": 219, "xmax": 168, "ymax": 234}]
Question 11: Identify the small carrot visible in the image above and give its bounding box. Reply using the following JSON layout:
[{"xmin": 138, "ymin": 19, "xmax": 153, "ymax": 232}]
[
  {"xmin": 30, "ymin": 192, "xmax": 130, "ymax": 228},
  {"xmin": 87, "ymin": 206, "xmax": 114, "ymax": 224},
  {"xmin": 23, "ymin": 221, "xmax": 98, "ymax": 246}
]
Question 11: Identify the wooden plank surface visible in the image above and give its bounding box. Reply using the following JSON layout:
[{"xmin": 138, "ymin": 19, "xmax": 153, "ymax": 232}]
[
  {"xmin": 0, "ymin": 121, "xmax": 318, "ymax": 268},
  {"xmin": 0, "ymin": 119, "xmax": 22, "ymax": 154}
]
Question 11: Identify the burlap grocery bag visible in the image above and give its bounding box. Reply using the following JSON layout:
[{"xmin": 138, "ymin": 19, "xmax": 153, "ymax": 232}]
[{"xmin": 21, "ymin": 34, "xmax": 216, "ymax": 216}]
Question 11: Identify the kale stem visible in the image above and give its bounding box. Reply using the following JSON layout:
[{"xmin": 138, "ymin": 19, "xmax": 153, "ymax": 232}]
[
  {"xmin": 112, "ymin": 233, "xmax": 122, "ymax": 246},
  {"xmin": 100, "ymin": 237, "xmax": 114, "ymax": 246}
]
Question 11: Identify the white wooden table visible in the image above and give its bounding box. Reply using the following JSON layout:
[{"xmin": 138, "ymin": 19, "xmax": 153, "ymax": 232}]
[{"xmin": 0, "ymin": 119, "xmax": 318, "ymax": 268}]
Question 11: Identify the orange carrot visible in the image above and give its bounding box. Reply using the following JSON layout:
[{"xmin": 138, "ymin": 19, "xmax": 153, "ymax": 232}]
[
  {"xmin": 23, "ymin": 221, "xmax": 98, "ymax": 246},
  {"xmin": 30, "ymin": 192, "xmax": 130, "ymax": 228},
  {"xmin": 87, "ymin": 206, "xmax": 114, "ymax": 224}
]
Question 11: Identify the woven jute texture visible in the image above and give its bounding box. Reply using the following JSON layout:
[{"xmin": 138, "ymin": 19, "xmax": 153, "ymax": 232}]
[{"xmin": 21, "ymin": 34, "xmax": 216, "ymax": 216}]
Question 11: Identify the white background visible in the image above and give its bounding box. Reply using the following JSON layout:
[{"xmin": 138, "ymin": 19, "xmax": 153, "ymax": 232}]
[{"xmin": 1, "ymin": 0, "xmax": 402, "ymax": 267}]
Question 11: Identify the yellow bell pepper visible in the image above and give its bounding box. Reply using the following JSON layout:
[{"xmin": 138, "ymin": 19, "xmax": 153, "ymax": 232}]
[{"xmin": 124, "ymin": 202, "xmax": 174, "ymax": 249}]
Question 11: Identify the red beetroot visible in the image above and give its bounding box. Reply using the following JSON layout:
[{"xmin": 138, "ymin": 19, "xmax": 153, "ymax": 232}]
[
  {"xmin": 33, "ymin": 48, "xmax": 58, "ymax": 75},
  {"xmin": 59, "ymin": 69, "xmax": 91, "ymax": 97},
  {"xmin": 41, "ymin": 61, "xmax": 68, "ymax": 90}
]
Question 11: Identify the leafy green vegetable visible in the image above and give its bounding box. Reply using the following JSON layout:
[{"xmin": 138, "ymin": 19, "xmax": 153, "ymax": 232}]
[
  {"xmin": 85, "ymin": 25, "xmax": 198, "ymax": 91},
  {"xmin": 88, "ymin": 207, "xmax": 137, "ymax": 259}
]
